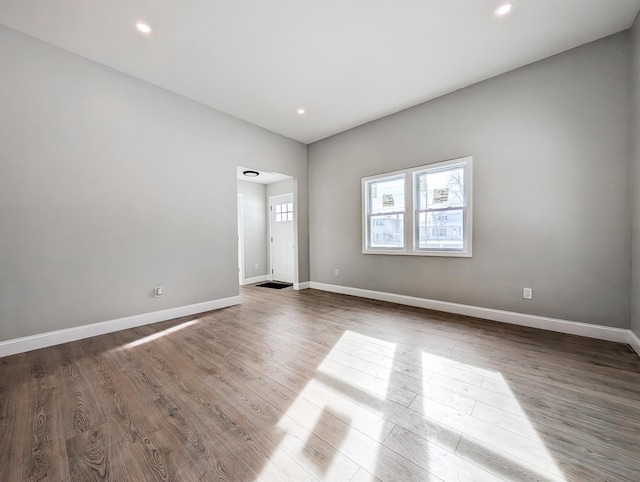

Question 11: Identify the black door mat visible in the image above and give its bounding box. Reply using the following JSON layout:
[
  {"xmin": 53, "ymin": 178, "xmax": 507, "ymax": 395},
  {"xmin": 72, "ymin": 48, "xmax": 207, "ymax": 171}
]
[{"xmin": 256, "ymin": 282, "xmax": 293, "ymax": 289}]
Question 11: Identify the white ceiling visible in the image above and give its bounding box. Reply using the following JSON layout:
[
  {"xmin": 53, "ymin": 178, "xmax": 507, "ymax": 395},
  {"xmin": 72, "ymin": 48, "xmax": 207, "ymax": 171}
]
[
  {"xmin": 237, "ymin": 166, "xmax": 292, "ymax": 185},
  {"xmin": 1, "ymin": 1, "xmax": 639, "ymax": 144}
]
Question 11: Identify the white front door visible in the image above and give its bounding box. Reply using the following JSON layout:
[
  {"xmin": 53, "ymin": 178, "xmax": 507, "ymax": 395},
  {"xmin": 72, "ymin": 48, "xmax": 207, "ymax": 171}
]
[{"xmin": 269, "ymin": 194, "xmax": 294, "ymax": 283}]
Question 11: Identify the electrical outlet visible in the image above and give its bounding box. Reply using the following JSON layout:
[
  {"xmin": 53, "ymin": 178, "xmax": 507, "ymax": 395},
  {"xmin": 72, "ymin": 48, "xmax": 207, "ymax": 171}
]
[
  {"xmin": 334, "ymin": 268, "xmax": 339, "ymax": 276},
  {"xmin": 154, "ymin": 287, "xmax": 163, "ymax": 298},
  {"xmin": 254, "ymin": 263, "xmax": 259, "ymax": 269},
  {"xmin": 523, "ymin": 287, "xmax": 532, "ymax": 300}
]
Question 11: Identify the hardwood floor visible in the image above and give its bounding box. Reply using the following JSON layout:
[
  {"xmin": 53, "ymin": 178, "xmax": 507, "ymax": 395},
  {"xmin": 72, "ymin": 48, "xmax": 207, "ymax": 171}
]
[{"xmin": 1, "ymin": 285, "xmax": 639, "ymax": 481}]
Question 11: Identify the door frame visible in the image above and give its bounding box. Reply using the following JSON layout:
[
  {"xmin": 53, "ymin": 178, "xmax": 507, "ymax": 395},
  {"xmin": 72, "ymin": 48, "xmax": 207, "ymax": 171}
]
[
  {"xmin": 237, "ymin": 193, "xmax": 244, "ymax": 285},
  {"xmin": 268, "ymin": 192, "xmax": 295, "ymax": 283}
]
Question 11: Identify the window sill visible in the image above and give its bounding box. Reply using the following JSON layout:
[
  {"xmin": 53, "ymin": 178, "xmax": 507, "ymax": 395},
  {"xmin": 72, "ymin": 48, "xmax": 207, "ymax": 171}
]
[{"xmin": 363, "ymin": 249, "xmax": 472, "ymax": 257}]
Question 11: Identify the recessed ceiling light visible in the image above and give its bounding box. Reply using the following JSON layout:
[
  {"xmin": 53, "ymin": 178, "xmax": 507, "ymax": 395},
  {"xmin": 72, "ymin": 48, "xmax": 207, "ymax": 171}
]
[
  {"xmin": 243, "ymin": 170, "xmax": 259, "ymax": 177},
  {"xmin": 136, "ymin": 22, "xmax": 152, "ymax": 34},
  {"xmin": 297, "ymin": 108, "xmax": 305, "ymax": 115},
  {"xmin": 495, "ymin": 3, "xmax": 512, "ymax": 16}
]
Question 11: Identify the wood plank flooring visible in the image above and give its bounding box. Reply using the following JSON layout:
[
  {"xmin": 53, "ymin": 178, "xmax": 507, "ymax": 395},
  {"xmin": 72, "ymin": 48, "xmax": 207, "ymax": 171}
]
[{"xmin": 1, "ymin": 285, "xmax": 639, "ymax": 481}]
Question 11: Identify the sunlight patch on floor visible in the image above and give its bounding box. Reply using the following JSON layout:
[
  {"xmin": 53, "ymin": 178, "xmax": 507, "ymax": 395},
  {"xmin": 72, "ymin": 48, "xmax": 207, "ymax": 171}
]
[
  {"xmin": 254, "ymin": 378, "xmax": 388, "ymax": 480},
  {"xmin": 121, "ymin": 319, "xmax": 199, "ymax": 349},
  {"xmin": 317, "ymin": 331, "xmax": 396, "ymax": 400},
  {"xmin": 256, "ymin": 330, "xmax": 397, "ymax": 480},
  {"xmin": 420, "ymin": 353, "xmax": 566, "ymax": 481}
]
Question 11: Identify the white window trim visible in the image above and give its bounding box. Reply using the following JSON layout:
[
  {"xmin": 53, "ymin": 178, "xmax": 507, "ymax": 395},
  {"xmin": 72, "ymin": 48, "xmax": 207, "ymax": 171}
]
[{"xmin": 362, "ymin": 156, "xmax": 473, "ymax": 257}]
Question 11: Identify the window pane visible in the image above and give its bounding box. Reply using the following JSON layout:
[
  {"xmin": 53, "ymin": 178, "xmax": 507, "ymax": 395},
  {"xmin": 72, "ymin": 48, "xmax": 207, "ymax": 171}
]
[
  {"xmin": 369, "ymin": 214, "xmax": 404, "ymax": 248},
  {"xmin": 369, "ymin": 176, "xmax": 405, "ymax": 214},
  {"xmin": 287, "ymin": 203, "xmax": 293, "ymax": 213},
  {"xmin": 417, "ymin": 167, "xmax": 464, "ymax": 210},
  {"xmin": 417, "ymin": 209, "xmax": 463, "ymax": 250},
  {"xmin": 276, "ymin": 205, "xmax": 282, "ymax": 213},
  {"xmin": 287, "ymin": 212, "xmax": 293, "ymax": 221},
  {"xmin": 276, "ymin": 213, "xmax": 282, "ymax": 222}
]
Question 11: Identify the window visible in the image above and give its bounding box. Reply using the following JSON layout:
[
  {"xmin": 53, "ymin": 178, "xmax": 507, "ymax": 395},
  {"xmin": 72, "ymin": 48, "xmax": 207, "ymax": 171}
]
[
  {"xmin": 415, "ymin": 162, "xmax": 467, "ymax": 252},
  {"xmin": 364, "ymin": 174, "xmax": 405, "ymax": 250},
  {"xmin": 362, "ymin": 156, "xmax": 472, "ymax": 256},
  {"xmin": 275, "ymin": 203, "xmax": 293, "ymax": 222}
]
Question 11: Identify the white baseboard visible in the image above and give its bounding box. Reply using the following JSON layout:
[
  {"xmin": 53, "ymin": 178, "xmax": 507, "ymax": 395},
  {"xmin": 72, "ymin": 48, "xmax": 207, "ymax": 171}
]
[
  {"xmin": 309, "ymin": 282, "xmax": 633, "ymax": 345},
  {"xmin": 242, "ymin": 275, "xmax": 270, "ymax": 286},
  {"xmin": 3, "ymin": 286, "xmax": 636, "ymax": 359},
  {"xmin": 0, "ymin": 296, "xmax": 240, "ymax": 358},
  {"xmin": 629, "ymin": 330, "xmax": 640, "ymax": 357}
]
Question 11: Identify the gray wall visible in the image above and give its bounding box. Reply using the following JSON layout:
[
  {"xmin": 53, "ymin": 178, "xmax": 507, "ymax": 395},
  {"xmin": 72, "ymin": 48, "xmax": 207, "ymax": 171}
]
[
  {"xmin": 309, "ymin": 32, "xmax": 631, "ymax": 328},
  {"xmin": 236, "ymin": 181, "xmax": 268, "ymax": 281},
  {"xmin": 0, "ymin": 26, "xmax": 307, "ymax": 341},
  {"xmin": 631, "ymin": 15, "xmax": 640, "ymax": 338}
]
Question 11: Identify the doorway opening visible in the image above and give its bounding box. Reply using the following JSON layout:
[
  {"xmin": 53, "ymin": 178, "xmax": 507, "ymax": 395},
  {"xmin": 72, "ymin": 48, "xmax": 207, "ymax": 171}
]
[{"xmin": 236, "ymin": 166, "xmax": 297, "ymax": 287}]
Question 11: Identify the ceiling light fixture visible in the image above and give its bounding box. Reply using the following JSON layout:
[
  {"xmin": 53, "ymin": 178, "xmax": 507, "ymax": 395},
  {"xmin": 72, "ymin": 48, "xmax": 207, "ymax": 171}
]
[
  {"xmin": 136, "ymin": 22, "xmax": 152, "ymax": 33},
  {"xmin": 495, "ymin": 3, "xmax": 513, "ymax": 16},
  {"xmin": 297, "ymin": 108, "xmax": 305, "ymax": 115},
  {"xmin": 243, "ymin": 170, "xmax": 259, "ymax": 177}
]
